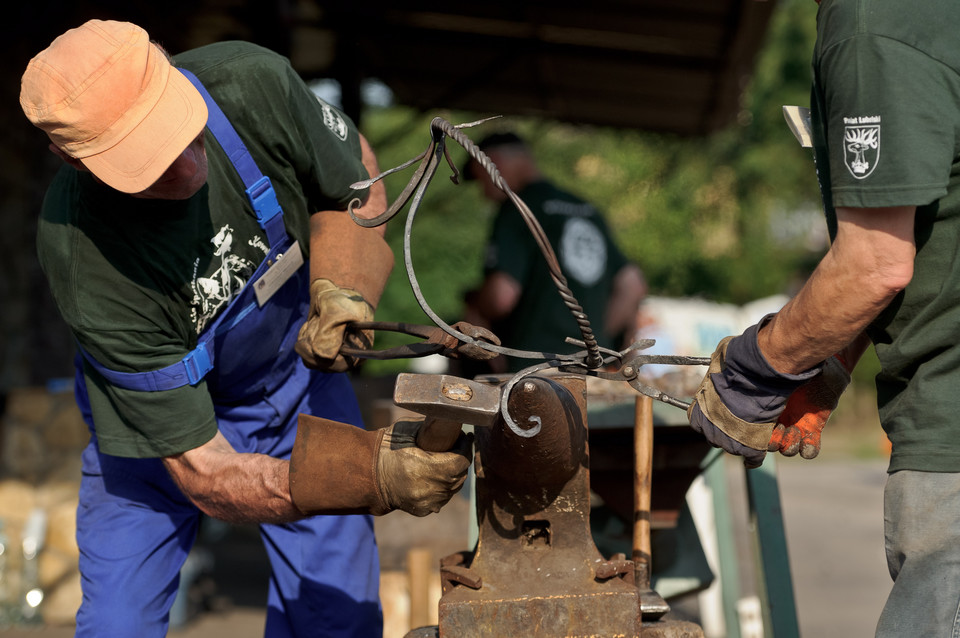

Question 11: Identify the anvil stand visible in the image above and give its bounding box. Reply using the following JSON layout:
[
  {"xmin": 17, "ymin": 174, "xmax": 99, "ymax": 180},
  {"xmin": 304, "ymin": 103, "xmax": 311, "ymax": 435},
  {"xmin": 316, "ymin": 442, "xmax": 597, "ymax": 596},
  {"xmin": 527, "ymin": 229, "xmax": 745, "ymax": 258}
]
[{"xmin": 404, "ymin": 373, "xmax": 704, "ymax": 638}]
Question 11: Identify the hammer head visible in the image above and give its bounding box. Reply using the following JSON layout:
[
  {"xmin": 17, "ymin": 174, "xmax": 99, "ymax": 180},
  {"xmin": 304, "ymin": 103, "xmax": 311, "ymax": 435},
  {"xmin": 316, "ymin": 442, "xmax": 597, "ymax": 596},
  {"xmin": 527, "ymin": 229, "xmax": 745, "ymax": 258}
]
[{"xmin": 393, "ymin": 373, "xmax": 501, "ymax": 426}]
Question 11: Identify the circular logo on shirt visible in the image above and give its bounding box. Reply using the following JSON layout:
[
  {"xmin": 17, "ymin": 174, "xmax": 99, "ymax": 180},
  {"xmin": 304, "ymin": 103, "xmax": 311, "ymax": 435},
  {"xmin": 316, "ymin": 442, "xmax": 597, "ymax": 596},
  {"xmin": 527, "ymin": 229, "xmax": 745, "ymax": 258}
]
[
  {"xmin": 318, "ymin": 98, "xmax": 349, "ymax": 141},
  {"xmin": 560, "ymin": 217, "xmax": 606, "ymax": 286}
]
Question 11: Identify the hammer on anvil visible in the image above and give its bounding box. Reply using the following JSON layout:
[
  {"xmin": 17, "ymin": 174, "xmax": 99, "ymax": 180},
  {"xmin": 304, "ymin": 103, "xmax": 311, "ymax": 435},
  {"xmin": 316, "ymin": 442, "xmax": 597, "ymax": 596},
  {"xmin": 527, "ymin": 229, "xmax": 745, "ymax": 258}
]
[{"xmin": 393, "ymin": 373, "xmax": 502, "ymax": 452}]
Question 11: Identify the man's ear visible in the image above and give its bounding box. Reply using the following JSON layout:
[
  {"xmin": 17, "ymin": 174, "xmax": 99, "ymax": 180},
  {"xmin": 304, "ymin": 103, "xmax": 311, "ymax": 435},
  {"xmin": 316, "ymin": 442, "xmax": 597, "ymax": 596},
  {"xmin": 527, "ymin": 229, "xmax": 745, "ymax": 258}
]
[{"xmin": 48, "ymin": 143, "xmax": 89, "ymax": 172}]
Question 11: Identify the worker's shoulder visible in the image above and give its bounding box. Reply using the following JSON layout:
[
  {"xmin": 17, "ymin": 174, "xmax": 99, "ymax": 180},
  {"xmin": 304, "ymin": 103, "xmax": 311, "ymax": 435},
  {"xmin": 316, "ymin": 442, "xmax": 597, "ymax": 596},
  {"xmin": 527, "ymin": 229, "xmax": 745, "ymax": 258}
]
[
  {"xmin": 174, "ymin": 41, "xmax": 304, "ymax": 119},
  {"xmin": 818, "ymin": 0, "xmax": 960, "ymax": 67},
  {"xmin": 39, "ymin": 164, "xmax": 77, "ymax": 211},
  {"xmin": 174, "ymin": 41, "xmax": 293, "ymax": 78}
]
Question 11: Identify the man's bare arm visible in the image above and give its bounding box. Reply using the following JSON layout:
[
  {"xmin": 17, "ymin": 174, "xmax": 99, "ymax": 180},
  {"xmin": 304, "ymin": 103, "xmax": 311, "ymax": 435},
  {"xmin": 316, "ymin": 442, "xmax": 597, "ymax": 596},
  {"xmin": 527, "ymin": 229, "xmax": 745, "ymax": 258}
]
[
  {"xmin": 758, "ymin": 205, "xmax": 916, "ymax": 374},
  {"xmin": 163, "ymin": 431, "xmax": 301, "ymax": 524},
  {"xmin": 604, "ymin": 264, "xmax": 647, "ymax": 342},
  {"xmin": 307, "ymin": 134, "xmax": 387, "ymax": 273},
  {"xmin": 473, "ymin": 271, "xmax": 523, "ymax": 322}
]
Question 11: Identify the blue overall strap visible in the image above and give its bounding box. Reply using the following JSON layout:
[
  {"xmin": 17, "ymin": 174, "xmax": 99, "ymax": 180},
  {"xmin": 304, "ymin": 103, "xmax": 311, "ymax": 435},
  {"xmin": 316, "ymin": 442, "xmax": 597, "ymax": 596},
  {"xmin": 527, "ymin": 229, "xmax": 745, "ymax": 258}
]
[
  {"xmin": 178, "ymin": 67, "xmax": 287, "ymax": 249},
  {"xmin": 75, "ymin": 263, "xmax": 263, "ymax": 391},
  {"xmin": 77, "ymin": 342, "xmax": 213, "ymax": 392}
]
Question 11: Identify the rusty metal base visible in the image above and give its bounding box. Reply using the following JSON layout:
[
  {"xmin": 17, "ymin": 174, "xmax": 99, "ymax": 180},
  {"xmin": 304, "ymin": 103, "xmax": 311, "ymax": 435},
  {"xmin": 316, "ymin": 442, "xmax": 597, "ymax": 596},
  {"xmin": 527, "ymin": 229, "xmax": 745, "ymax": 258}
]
[
  {"xmin": 439, "ymin": 585, "xmax": 642, "ymax": 637},
  {"xmin": 405, "ymin": 619, "xmax": 705, "ymax": 638}
]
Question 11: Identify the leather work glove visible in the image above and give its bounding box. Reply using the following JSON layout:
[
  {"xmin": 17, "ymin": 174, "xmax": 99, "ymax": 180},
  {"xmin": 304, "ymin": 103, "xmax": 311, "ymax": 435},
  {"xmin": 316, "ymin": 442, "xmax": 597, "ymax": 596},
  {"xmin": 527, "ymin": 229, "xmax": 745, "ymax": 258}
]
[
  {"xmin": 296, "ymin": 210, "xmax": 394, "ymax": 372},
  {"xmin": 376, "ymin": 420, "xmax": 473, "ymax": 516},
  {"xmin": 687, "ymin": 318, "xmax": 822, "ymax": 468},
  {"xmin": 296, "ymin": 278, "xmax": 374, "ymax": 372},
  {"xmin": 289, "ymin": 414, "xmax": 473, "ymax": 517},
  {"xmin": 768, "ymin": 354, "xmax": 852, "ymax": 459}
]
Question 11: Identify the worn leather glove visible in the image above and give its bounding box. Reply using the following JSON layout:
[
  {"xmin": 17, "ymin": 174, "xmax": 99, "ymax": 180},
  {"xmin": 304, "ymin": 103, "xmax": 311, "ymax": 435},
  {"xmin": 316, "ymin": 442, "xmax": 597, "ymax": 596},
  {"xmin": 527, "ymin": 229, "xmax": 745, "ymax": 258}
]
[
  {"xmin": 289, "ymin": 414, "xmax": 473, "ymax": 517},
  {"xmin": 768, "ymin": 354, "xmax": 852, "ymax": 459},
  {"xmin": 377, "ymin": 419, "xmax": 473, "ymax": 516},
  {"xmin": 296, "ymin": 210, "xmax": 394, "ymax": 372},
  {"xmin": 296, "ymin": 278, "xmax": 374, "ymax": 372},
  {"xmin": 687, "ymin": 318, "xmax": 822, "ymax": 468}
]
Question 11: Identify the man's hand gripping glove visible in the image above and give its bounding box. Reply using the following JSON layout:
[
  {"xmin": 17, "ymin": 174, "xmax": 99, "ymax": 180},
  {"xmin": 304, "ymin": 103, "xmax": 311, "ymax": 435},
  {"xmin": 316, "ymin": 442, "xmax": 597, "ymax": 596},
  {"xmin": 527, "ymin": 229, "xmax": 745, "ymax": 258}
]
[
  {"xmin": 768, "ymin": 354, "xmax": 852, "ymax": 459},
  {"xmin": 288, "ymin": 414, "xmax": 473, "ymax": 517},
  {"xmin": 295, "ymin": 211, "xmax": 394, "ymax": 372},
  {"xmin": 687, "ymin": 319, "xmax": 822, "ymax": 468}
]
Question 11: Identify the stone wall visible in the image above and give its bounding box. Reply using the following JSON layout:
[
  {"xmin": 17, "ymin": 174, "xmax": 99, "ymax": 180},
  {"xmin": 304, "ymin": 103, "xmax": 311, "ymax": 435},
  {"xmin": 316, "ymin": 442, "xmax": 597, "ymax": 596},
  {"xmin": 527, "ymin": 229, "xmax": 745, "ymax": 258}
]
[{"xmin": 0, "ymin": 384, "xmax": 88, "ymax": 627}]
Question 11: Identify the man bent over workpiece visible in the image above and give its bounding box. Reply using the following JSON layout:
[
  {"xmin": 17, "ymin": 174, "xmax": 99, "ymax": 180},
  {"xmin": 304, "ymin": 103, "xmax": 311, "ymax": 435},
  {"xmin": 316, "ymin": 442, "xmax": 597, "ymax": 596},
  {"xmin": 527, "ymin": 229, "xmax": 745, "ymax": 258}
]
[{"xmin": 21, "ymin": 20, "xmax": 471, "ymax": 637}]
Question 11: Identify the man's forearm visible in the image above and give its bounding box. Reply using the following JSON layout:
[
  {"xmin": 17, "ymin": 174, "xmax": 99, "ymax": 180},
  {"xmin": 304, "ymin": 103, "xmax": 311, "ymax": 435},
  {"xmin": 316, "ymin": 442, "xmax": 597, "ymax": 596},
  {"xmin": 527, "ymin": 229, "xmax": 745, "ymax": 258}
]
[
  {"xmin": 604, "ymin": 264, "xmax": 647, "ymax": 340},
  {"xmin": 163, "ymin": 431, "xmax": 303, "ymax": 524},
  {"xmin": 758, "ymin": 205, "xmax": 916, "ymax": 374},
  {"xmin": 473, "ymin": 271, "xmax": 522, "ymax": 322}
]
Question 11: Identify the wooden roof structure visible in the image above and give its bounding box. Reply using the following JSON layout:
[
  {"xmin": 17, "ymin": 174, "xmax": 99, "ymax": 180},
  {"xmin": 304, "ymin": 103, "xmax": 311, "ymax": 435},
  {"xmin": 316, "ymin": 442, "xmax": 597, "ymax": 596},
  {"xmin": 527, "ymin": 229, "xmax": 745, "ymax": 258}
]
[{"xmin": 307, "ymin": 0, "xmax": 778, "ymax": 134}]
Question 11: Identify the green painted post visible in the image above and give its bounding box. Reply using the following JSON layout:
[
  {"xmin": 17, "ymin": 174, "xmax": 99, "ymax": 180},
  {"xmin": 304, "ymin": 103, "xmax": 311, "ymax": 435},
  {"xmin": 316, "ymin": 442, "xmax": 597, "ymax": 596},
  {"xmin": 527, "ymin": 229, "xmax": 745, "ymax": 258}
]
[
  {"xmin": 745, "ymin": 455, "xmax": 800, "ymax": 638},
  {"xmin": 702, "ymin": 449, "xmax": 743, "ymax": 638}
]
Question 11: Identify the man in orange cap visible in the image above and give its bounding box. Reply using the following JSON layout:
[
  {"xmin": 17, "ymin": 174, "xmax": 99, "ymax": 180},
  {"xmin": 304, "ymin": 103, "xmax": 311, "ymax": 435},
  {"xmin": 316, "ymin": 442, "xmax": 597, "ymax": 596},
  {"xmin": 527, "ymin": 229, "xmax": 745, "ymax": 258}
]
[{"xmin": 21, "ymin": 19, "xmax": 472, "ymax": 637}]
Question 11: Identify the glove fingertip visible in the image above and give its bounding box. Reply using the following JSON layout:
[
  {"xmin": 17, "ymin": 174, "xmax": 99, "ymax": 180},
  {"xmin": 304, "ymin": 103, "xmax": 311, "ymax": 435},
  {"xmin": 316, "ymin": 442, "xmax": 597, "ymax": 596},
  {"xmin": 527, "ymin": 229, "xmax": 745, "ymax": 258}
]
[
  {"xmin": 768, "ymin": 424, "xmax": 786, "ymax": 451},
  {"xmin": 741, "ymin": 447, "xmax": 767, "ymax": 469},
  {"xmin": 780, "ymin": 442, "xmax": 801, "ymax": 457},
  {"xmin": 800, "ymin": 445, "xmax": 820, "ymax": 460}
]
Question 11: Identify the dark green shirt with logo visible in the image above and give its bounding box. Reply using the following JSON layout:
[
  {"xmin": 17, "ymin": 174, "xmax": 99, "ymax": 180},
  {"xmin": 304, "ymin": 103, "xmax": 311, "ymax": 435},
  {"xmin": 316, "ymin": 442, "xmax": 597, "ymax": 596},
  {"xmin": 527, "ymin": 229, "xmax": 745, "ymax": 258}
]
[
  {"xmin": 37, "ymin": 42, "xmax": 369, "ymax": 458},
  {"xmin": 811, "ymin": 0, "xmax": 960, "ymax": 471},
  {"xmin": 484, "ymin": 180, "xmax": 628, "ymax": 372}
]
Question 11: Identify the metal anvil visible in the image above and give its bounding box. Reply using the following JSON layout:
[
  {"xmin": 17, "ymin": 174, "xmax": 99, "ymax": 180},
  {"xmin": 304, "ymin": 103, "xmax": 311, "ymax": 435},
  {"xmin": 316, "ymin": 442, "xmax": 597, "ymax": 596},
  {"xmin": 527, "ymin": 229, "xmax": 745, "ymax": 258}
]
[{"xmin": 437, "ymin": 373, "xmax": 641, "ymax": 637}]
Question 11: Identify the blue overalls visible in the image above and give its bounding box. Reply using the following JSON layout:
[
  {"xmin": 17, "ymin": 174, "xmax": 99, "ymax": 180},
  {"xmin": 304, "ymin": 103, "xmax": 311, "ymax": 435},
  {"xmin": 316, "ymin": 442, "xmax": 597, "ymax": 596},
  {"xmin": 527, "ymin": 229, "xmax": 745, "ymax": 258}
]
[{"xmin": 72, "ymin": 70, "xmax": 382, "ymax": 638}]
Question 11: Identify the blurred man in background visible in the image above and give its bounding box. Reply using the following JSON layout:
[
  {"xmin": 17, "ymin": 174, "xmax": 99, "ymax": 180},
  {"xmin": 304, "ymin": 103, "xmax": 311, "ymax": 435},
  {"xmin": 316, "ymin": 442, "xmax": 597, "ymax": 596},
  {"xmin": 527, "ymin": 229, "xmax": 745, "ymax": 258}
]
[{"xmin": 462, "ymin": 132, "xmax": 647, "ymax": 373}]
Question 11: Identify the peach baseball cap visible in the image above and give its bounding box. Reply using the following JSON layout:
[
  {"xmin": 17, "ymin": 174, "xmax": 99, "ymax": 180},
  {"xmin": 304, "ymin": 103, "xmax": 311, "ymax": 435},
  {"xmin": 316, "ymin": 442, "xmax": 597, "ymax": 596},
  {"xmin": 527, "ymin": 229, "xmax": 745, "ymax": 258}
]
[{"xmin": 19, "ymin": 20, "xmax": 208, "ymax": 194}]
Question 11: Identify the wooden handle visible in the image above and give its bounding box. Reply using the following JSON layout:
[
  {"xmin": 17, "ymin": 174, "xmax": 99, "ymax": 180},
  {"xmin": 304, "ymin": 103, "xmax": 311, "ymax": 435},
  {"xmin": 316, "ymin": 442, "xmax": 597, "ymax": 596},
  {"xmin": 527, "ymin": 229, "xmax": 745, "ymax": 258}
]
[
  {"xmin": 407, "ymin": 547, "xmax": 434, "ymax": 629},
  {"xmin": 633, "ymin": 394, "xmax": 654, "ymax": 589},
  {"xmin": 415, "ymin": 416, "xmax": 464, "ymax": 452}
]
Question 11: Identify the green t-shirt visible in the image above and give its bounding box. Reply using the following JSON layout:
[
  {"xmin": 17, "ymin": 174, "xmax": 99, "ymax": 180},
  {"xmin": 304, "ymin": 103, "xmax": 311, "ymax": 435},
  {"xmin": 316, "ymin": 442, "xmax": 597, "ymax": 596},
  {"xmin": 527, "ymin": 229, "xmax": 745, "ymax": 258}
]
[
  {"xmin": 483, "ymin": 180, "xmax": 628, "ymax": 372},
  {"xmin": 811, "ymin": 0, "xmax": 960, "ymax": 471},
  {"xmin": 36, "ymin": 41, "xmax": 369, "ymax": 458}
]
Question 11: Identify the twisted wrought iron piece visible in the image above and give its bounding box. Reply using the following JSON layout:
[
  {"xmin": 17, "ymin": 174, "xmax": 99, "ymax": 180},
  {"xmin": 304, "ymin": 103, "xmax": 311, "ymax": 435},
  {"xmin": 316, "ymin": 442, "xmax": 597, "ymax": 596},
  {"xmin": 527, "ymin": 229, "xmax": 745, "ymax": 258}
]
[
  {"xmin": 349, "ymin": 116, "xmax": 710, "ymax": 436},
  {"xmin": 347, "ymin": 116, "xmax": 502, "ymax": 229},
  {"xmin": 347, "ymin": 146, "xmax": 432, "ymax": 228},
  {"xmin": 432, "ymin": 118, "xmax": 604, "ymax": 369},
  {"xmin": 354, "ymin": 117, "xmax": 598, "ymax": 368},
  {"xmin": 395, "ymin": 135, "xmax": 588, "ymax": 366}
]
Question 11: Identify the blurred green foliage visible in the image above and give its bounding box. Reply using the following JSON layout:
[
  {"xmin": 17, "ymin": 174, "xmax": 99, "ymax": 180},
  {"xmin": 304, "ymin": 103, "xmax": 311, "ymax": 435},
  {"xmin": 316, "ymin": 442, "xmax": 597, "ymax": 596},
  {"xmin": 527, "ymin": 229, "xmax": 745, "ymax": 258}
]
[{"xmin": 353, "ymin": 0, "xmax": 880, "ymax": 383}]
